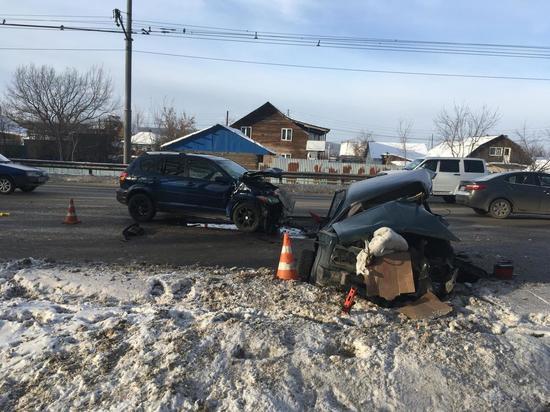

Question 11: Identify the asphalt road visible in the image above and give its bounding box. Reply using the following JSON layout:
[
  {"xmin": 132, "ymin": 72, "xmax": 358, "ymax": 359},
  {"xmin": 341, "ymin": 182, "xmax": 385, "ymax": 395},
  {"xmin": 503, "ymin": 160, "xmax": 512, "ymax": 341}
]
[{"xmin": 1, "ymin": 182, "xmax": 550, "ymax": 289}]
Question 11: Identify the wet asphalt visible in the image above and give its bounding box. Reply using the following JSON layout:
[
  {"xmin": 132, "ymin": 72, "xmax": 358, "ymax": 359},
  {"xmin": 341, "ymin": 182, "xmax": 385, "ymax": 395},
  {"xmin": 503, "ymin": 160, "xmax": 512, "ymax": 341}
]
[{"xmin": 1, "ymin": 182, "xmax": 549, "ymax": 290}]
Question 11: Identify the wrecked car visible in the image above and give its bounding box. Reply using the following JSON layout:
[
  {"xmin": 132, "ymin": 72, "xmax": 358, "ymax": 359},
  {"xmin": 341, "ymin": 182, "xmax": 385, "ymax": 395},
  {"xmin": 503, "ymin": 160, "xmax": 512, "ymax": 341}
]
[
  {"xmin": 117, "ymin": 152, "xmax": 293, "ymax": 232},
  {"xmin": 299, "ymin": 169, "xmax": 460, "ymax": 302}
]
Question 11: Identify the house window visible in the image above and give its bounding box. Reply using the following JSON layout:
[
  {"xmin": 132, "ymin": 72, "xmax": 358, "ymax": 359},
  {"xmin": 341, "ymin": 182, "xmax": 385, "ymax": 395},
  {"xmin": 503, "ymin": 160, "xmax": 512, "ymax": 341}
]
[
  {"xmin": 504, "ymin": 147, "xmax": 511, "ymax": 156},
  {"xmin": 489, "ymin": 147, "xmax": 503, "ymax": 156},
  {"xmin": 281, "ymin": 128, "xmax": 293, "ymax": 141},
  {"xmin": 241, "ymin": 126, "xmax": 252, "ymax": 137},
  {"xmin": 280, "ymin": 153, "xmax": 292, "ymax": 159}
]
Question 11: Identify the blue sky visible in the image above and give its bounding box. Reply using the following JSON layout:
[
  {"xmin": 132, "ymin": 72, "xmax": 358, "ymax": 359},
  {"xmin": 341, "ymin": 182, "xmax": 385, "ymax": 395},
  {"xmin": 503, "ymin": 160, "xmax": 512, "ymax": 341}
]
[{"xmin": 1, "ymin": 0, "xmax": 550, "ymax": 145}]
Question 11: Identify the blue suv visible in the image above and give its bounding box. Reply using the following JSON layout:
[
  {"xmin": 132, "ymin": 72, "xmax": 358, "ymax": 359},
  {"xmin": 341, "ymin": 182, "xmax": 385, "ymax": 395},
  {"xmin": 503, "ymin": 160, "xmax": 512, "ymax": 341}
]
[
  {"xmin": 116, "ymin": 152, "xmax": 291, "ymax": 232},
  {"xmin": 0, "ymin": 154, "xmax": 49, "ymax": 194}
]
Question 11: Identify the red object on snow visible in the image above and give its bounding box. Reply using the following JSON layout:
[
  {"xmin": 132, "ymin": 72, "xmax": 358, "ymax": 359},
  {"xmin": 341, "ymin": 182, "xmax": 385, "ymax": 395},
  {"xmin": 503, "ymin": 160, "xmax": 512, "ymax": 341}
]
[
  {"xmin": 494, "ymin": 260, "xmax": 514, "ymax": 280},
  {"xmin": 342, "ymin": 287, "xmax": 358, "ymax": 314}
]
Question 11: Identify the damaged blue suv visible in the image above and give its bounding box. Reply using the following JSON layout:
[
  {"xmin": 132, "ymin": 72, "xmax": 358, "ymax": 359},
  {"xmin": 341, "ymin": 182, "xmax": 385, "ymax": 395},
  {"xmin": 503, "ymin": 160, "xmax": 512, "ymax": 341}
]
[{"xmin": 116, "ymin": 152, "xmax": 293, "ymax": 232}]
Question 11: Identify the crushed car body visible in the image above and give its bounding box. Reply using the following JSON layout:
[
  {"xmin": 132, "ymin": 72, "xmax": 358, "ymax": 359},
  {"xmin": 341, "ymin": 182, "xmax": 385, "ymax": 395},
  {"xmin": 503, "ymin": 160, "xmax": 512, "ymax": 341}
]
[{"xmin": 301, "ymin": 169, "xmax": 460, "ymax": 305}]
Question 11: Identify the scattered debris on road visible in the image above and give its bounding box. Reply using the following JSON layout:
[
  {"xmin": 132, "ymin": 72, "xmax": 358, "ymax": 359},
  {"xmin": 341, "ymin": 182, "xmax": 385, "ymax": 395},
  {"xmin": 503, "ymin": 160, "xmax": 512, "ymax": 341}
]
[
  {"xmin": 122, "ymin": 223, "xmax": 145, "ymax": 241},
  {"xmin": 0, "ymin": 259, "xmax": 548, "ymax": 410}
]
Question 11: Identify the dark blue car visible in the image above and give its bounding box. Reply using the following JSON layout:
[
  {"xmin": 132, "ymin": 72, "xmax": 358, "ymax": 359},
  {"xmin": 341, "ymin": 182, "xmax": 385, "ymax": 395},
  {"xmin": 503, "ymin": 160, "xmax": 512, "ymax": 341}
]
[
  {"xmin": 0, "ymin": 154, "xmax": 49, "ymax": 194},
  {"xmin": 116, "ymin": 152, "xmax": 291, "ymax": 232}
]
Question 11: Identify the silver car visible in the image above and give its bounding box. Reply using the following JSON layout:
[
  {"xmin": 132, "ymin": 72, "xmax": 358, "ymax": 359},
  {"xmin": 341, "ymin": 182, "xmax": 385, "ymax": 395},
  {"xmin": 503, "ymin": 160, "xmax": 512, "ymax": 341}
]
[{"xmin": 456, "ymin": 171, "xmax": 550, "ymax": 218}]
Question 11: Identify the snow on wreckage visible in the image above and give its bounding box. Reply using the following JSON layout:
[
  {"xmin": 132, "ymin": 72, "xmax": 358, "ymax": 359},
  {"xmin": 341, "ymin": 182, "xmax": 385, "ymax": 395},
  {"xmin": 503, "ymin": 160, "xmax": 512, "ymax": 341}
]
[{"xmin": 301, "ymin": 169, "xmax": 463, "ymax": 318}]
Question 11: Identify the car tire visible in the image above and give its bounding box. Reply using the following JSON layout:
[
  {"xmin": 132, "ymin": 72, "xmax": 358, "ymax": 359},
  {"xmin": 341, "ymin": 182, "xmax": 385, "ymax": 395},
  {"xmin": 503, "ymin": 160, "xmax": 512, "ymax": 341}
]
[
  {"xmin": 489, "ymin": 198, "xmax": 511, "ymax": 219},
  {"xmin": 232, "ymin": 202, "xmax": 261, "ymax": 232},
  {"xmin": 442, "ymin": 195, "xmax": 456, "ymax": 204},
  {"xmin": 0, "ymin": 176, "xmax": 15, "ymax": 195},
  {"xmin": 297, "ymin": 249, "xmax": 316, "ymax": 282},
  {"xmin": 20, "ymin": 186, "xmax": 37, "ymax": 192},
  {"xmin": 473, "ymin": 208, "xmax": 488, "ymax": 216},
  {"xmin": 128, "ymin": 193, "xmax": 156, "ymax": 222}
]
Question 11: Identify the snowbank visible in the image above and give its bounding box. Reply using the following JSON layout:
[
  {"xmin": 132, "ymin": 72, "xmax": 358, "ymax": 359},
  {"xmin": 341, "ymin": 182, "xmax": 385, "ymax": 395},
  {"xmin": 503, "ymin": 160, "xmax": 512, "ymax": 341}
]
[{"xmin": 0, "ymin": 259, "xmax": 548, "ymax": 411}]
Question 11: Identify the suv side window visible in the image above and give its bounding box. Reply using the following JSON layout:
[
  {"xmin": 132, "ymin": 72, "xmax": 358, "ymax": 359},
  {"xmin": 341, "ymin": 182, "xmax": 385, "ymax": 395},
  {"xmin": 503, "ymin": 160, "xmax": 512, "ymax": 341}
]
[
  {"xmin": 464, "ymin": 160, "xmax": 484, "ymax": 173},
  {"xmin": 421, "ymin": 159, "xmax": 438, "ymax": 171},
  {"xmin": 506, "ymin": 173, "xmax": 539, "ymax": 185},
  {"xmin": 139, "ymin": 157, "xmax": 162, "ymax": 174},
  {"xmin": 188, "ymin": 158, "xmax": 223, "ymax": 181},
  {"xmin": 163, "ymin": 157, "xmax": 186, "ymax": 177},
  {"xmin": 439, "ymin": 159, "xmax": 460, "ymax": 173},
  {"xmin": 539, "ymin": 174, "xmax": 550, "ymax": 187}
]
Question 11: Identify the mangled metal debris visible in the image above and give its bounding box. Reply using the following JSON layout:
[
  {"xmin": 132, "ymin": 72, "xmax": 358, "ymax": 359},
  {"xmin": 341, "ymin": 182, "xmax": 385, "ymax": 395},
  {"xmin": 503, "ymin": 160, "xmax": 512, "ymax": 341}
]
[{"xmin": 299, "ymin": 170, "xmax": 467, "ymax": 319}]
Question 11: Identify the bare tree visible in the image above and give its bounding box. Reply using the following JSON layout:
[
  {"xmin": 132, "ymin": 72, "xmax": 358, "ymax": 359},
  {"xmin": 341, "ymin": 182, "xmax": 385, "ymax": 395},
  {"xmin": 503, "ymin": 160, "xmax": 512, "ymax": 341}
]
[
  {"xmin": 397, "ymin": 119, "xmax": 413, "ymax": 162},
  {"xmin": 132, "ymin": 106, "xmax": 145, "ymax": 135},
  {"xmin": 434, "ymin": 103, "xmax": 500, "ymax": 156},
  {"xmin": 515, "ymin": 123, "xmax": 550, "ymax": 171},
  {"xmin": 5, "ymin": 64, "xmax": 116, "ymax": 160},
  {"xmin": 153, "ymin": 100, "xmax": 197, "ymax": 145},
  {"xmin": 352, "ymin": 129, "xmax": 373, "ymax": 158}
]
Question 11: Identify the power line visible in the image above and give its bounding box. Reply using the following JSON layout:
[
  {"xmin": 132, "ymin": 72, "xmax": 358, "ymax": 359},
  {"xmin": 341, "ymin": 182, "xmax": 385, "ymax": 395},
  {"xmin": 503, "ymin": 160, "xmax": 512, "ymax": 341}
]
[
  {"xmin": 1, "ymin": 43, "xmax": 549, "ymax": 82},
  {"xmin": 133, "ymin": 50, "xmax": 550, "ymax": 81},
  {"xmin": 3, "ymin": 18, "xmax": 550, "ymax": 59}
]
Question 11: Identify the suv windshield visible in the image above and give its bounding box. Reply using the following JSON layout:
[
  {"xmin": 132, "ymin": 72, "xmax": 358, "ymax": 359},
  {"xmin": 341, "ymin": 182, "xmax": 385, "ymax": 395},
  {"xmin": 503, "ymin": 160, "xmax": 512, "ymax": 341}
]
[
  {"xmin": 404, "ymin": 158, "xmax": 424, "ymax": 170},
  {"xmin": 217, "ymin": 159, "xmax": 247, "ymax": 179},
  {"xmin": 0, "ymin": 154, "xmax": 10, "ymax": 163}
]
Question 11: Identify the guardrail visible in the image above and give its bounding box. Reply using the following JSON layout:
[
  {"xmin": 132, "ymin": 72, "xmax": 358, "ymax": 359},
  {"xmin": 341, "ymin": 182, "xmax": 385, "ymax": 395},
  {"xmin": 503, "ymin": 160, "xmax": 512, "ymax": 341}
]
[{"xmin": 11, "ymin": 158, "xmax": 377, "ymax": 184}]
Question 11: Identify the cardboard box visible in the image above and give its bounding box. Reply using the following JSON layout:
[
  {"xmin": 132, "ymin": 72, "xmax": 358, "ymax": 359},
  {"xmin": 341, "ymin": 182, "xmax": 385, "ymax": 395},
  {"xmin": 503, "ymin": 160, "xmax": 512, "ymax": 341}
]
[
  {"xmin": 398, "ymin": 291, "xmax": 452, "ymax": 320},
  {"xmin": 364, "ymin": 251, "xmax": 415, "ymax": 300}
]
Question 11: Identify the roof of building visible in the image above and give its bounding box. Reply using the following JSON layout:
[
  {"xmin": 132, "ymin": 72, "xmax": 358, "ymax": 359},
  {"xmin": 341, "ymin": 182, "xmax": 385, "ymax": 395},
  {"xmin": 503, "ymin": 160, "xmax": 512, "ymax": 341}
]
[
  {"xmin": 0, "ymin": 116, "xmax": 27, "ymax": 137},
  {"xmin": 160, "ymin": 123, "xmax": 275, "ymax": 155},
  {"xmin": 131, "ymin": 131, "xmax": 159, "ymax": 145},
  {"xmin": 339, "ymin": 140, "xmax": 428, "ymax": 160},
  {"xmin": 231, "ymin": 102, "xmax": 330, "ymax": 135},
  {"xmin": 427, "ymin": 135, "xmax": 502, "ymax": 157}
]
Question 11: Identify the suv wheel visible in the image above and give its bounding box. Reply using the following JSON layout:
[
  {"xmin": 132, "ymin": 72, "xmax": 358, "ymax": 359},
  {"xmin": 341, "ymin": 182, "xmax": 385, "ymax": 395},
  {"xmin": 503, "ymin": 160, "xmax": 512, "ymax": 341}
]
[
  {"xmin": 232, "ymin": 202, "xmax": 261, "ymax": 232},
  {"xmin": 128, "ymin": 193, "xmax": 156, "ymax": 222},
  {"xmin": 442, "ymin": 195, "xmax": 456, "ymax": 204},
  {"xmin": 489, "ymin": 198, "xmax": 511, "ymax": 219},
  {"xmin": 0, "ymin": 176, "xmax": 15, "ymax": 194}
]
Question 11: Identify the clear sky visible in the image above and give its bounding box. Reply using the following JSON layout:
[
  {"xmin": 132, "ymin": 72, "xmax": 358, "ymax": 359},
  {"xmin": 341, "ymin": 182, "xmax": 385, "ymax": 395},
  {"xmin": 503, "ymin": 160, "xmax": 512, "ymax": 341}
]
[{"xmin": 1, "ymin": 0, "xmax": 549, "ymax": 146}]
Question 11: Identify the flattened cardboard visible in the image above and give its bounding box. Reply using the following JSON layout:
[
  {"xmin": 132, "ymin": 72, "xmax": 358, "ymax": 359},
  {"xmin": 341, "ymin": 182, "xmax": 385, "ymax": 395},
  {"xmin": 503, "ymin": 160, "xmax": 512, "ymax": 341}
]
[
  {"xmin": 364, "ymin": 251, "xmax": 415, "ymax": 300},
  {"xmin": 398, "ymin": 291, "xmax": 452, "ymax": 320}
]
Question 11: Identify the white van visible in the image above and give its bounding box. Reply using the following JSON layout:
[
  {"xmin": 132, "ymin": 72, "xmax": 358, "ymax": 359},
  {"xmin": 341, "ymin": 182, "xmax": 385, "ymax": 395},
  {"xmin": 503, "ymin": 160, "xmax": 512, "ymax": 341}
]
[{"xmin": 404, "ymin": 157, "xmax": 488, "ymax": 202}]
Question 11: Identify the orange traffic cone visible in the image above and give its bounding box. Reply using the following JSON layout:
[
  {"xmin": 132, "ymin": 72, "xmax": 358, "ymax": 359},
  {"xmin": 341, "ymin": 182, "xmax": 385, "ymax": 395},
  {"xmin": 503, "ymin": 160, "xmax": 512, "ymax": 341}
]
[
  {"xmin": 63, "ymin": 198, "xmax": 81, "ymax": 224},
  {"xmin": 276, "ymin": 232, "xmax": 299, "ymax": 280}
]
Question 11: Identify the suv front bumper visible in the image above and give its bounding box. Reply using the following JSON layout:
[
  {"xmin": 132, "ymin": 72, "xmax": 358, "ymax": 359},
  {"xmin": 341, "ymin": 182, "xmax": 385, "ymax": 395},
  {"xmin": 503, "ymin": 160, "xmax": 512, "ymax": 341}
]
[{"xmin": 116, "ymin": 189, "xmax": 129, "ymax": 204}]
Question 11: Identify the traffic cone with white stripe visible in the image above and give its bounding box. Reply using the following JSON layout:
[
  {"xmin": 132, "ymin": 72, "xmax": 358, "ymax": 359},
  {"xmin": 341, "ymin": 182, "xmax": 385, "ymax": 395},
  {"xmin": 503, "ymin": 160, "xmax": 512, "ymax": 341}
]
[
  {"xmin": 63, "ymin": 198, "xmax": 81, "ymax": 225},
  {"xmin": 276, "ymin": 232, "xmax": 299, "ymax": 281}
]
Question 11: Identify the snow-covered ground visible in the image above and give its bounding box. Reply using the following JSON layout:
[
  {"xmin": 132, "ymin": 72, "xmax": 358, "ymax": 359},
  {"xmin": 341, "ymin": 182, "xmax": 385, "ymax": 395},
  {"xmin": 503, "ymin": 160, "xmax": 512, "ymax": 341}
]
[{"xmin": 0, "ymin": 259, "xmax": 548, "ymax": 411}]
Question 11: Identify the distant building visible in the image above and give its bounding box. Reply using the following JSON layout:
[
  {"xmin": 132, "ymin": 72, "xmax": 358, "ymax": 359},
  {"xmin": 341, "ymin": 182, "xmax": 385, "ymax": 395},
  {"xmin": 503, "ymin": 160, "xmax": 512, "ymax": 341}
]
[
  {"xmin": 161, "ymin": 123, "xmax": 275, "ymax": 169},
  {"xmin": 231, "ymin": 102, "xmax": 330, "ymax": 160},
  {"xmin": 0, "ymin": 116, "xmax": 27, "ymax": 145},
  {"xmin": 339, "ymin": 140, "xmax": 428, "ymax": 164},
  {"xmin": 427, "ymin": 135, "xmax": 529, "ymax": 165},
  {"xmin": 131, "ymin": 131, "xmax": 160, "ymax": 152}
]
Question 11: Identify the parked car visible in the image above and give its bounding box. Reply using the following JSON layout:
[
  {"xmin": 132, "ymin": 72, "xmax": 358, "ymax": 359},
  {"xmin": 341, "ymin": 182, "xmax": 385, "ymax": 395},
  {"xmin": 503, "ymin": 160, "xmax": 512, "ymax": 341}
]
[
  {"xmin": 0, "ymin": 154, "xmax": 49, "ymax": 194},
  {"xmin": 455, "ymin": 171, "xmax": 550, "ymax": 218},
  {"xmin": 401, "ymin": 157, "xmax": 488, "ymax": 203},
  {"xmin": 116, "ymin": 152, "xmax": 294, "ymax": 232},
  {"xmin": 298, "ymin": 169, "xmax": 460, "ymax": 298}
]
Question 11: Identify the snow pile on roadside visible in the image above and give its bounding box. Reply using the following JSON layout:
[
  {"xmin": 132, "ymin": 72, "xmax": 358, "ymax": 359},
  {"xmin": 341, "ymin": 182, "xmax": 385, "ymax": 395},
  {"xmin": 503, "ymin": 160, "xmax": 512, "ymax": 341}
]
[{"xmin": 0, "ymin": 259, "xmax": 548, "ymax": 411}]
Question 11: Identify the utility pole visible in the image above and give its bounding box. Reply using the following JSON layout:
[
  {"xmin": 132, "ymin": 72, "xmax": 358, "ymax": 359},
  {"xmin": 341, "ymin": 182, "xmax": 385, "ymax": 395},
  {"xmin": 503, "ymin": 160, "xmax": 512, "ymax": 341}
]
[
  {"xmin": 114, "ymin": 2, "xmax": 132, "ymax": 164},
  {"xmin": 225, "ymin": 110, "xmax": 229, "ymax": 126},
  {"xmin": 124, "ymin": 0, "xmax": 132, "ymax": 164}
]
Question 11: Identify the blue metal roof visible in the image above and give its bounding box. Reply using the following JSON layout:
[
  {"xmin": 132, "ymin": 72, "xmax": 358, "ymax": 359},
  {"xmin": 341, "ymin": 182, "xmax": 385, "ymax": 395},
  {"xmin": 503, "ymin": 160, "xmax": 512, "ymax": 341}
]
[{"xmin": 161, "ymin": 124, "xmax": 274, "ymax": 155}]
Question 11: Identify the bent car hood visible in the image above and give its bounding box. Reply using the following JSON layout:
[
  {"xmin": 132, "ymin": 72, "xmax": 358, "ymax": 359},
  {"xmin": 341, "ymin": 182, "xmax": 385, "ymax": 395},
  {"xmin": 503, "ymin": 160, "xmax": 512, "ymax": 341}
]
[
  {"xmin": 243, "ymin": 168, "xmax": 283, "ymax": 179},
  {"xmin": 332, "ymin": 200, "xmax": 459, "ymax": 243},
  {"xmin": 343, "ymin": 169, "xmax": 432, "ymax": 209}
]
